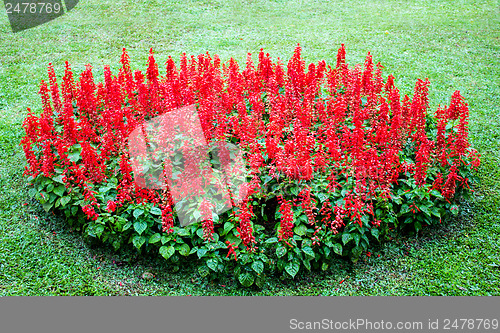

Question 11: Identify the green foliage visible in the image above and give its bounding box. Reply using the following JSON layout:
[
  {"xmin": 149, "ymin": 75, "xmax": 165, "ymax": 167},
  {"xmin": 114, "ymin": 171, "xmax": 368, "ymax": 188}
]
[{"xmin": 27, "ymin": 142, "xmax": 476, "ymax": 288}]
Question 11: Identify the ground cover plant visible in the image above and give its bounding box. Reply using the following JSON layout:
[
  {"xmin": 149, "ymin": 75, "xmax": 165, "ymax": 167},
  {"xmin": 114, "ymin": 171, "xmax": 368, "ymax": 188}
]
[
  {"xmin": 21, "ymin": 44, "xmax": 480, "ymax": 287},
  {"xmin": 1, "ymin": 0, "xmax": 498, "ymax": 296}
]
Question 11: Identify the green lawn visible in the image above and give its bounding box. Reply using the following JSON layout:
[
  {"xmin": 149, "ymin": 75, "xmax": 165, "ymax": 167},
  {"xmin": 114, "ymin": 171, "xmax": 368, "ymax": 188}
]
[{"xmin": 0, "ymin": 0, "xmax": 499, "ymax": 296}]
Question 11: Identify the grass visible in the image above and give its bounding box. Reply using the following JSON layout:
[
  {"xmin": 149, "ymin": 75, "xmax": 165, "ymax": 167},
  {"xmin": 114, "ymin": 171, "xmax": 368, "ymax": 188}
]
[{"xmin": 0, "ymin": 0, "xmax": 499, "ymax": 296}]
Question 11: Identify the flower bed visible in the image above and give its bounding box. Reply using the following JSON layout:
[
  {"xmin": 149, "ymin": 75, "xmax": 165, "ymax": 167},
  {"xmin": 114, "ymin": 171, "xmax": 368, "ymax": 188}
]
[{"xmin": 21, "ymin": 45, "xmax": 480, "ymax": 287}]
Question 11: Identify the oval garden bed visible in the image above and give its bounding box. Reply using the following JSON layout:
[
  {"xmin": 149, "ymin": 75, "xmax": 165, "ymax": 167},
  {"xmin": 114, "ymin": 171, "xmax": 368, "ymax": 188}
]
[{"xmin": 21, "ymin": 45, "xmax": 480, "ymax": 287}]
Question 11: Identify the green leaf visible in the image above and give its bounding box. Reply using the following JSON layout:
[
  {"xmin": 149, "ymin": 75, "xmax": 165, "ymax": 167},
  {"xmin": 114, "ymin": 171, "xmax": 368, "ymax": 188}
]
[
  {"xmin": 68, "ymin": 151, "xmax": 80, "ymax": 162},
  {"xmin": 196, "ymin": 228, "xmax": 204, "ymax": 239},
  {"xmin": 255, "ymin": 275, "xmax": 265, "ymax": 288},
  {"xmin": 285, "ymin": 260, "xmax": 300, "ymax": 278},
  {"xmin": 317, "ymin": 192, "xmax": 327, "ymax": 202},
  {"xmin": 262, "ymin": 174, "xmax": 273, "ymax": 185},
  {"xmin": 430, "ymin": 190, "xmax": 444, "ymax": 199},
  {"xmin": 352, "ymin": 233, "xmax": 361, "ymax": 246},
  {"xmin": 251, "ymin": 260, "xmax": 264, "ymax": 274},
  {"xmin": 265, "ymin": 237, "xmax": 278, "ymax": 244},
  {"xmin": 133, "ymin": 221, "xmax": 147, "ymax": 235},
  {"xmin": 193, "ymin": 209, "xmax": 201, "ymax": 220},
  {"xmin": 159, "ymin": 245, "xmax": 175, "ymax": 260},
  {"xmin": 122, "ymin": 221, "xmax": 132, "ymax": 231},
  {"xmin": 49, "ymin": 193, "xmax": 57, "ymax": 203},
  {"xmin": 296, "ymin": 214, "xmax": 308, "ymax": 224},
  {"xmin": 352, "ymin": 246, "xmax": 362, "ymax": 258},
  {"xmin": 98, "ymin": 186, "xmax": 111, "ymax": 193},
  {"xmin": 342, "ymin": 233, "xmax": 353, "ymax": 245},
  {"xmin": 222, "ymin": 222, "xmax": 234, "ymax": 235},
  {"xmin": 176, "ymin": 228, "xmax": 190, "ymax": 236},
  {"xmin": 151, "ymin": 206, "xmax": 162, "ymax": 215},
  {"xmin": 95, "ymin": 225, "xmax": 104, "ymax": 238},
  {"xmin": 321, "ymin": 262, "xmax": 329, "ymax": 271},
  {"xmin": 53, "ymin": 175, "xmax": 64, "ymax": 184},
  {"xmin": 371, "ymin": 228, "xmax": 379, "ymax": 240},
  {"xmin": 238, "ymin": 272, "xmax": 255, "ymax": 287},
  {"xmin": 302, "ymin": 246, "xmax": 315, "ymax": 258},
  {"xmin": 37, "ymin": 191, "xmax": 47, "ymax": 204},
  {"xmin": 302, "ymin": 238, "xmax": 312, "ymax": 248},
  {"xmin": 133, "ymin": 208, "xmax": 144, "ymax": 219},
  {"xmin": 361, "ymin": 234, "xmax": 369, "ymax": 248},
  {"xmin": 420, "ymin": 205, "xmax": 431, "ymax": 217},
  {"xmin": 198, "ymin": 265, "xmax": 210, "ymax": 278},
  {"xmin": 401, "ymin": 203, "xmax": 410, "ymax": 214},
  {"xmin": 197, "ymin": 248, "xmax": 207, "ymax": 259},
  {"xmin": 28, "ymin": 188, "xmax": 37, "ymax": 198},
  {"xmin": 112, "ymin": 239, "xmax": 122, "ymax": 251},
  {"xmin": 225, "ymin": 234, "xmax": 242, "ymax": 247},
  {"xmin": 177, "ymin": 243, "xmax": 190, "ymax": 256},
  {"xmin": 133, "ymin": 235, "xmax": 146, "ymax": 250},
  {"xmin": 207, "ymin": 258, "xmax": 218, "ymax": 271},
  {"xmin": 431, "ymin": 207, "xmax": 441, "ymax": 218},
  {"xmin": 323, "ymin": 246, "xmax": 331, "ymax": 258},
  {"xmin": 214, "ymin": 241, "xmax": 226, "ymax": 250},
  {"xmin": 293, "ymin": 224, "xmax": 307, "ymax": 236},
  {"xmin": 46, "ymin": 183, "xmax": 54, "ymax": 193},
  {"xmin": 392, "ymin": 195, "xmax": 402, "ymax": 205},
  {"xmin": 414, "ymin": 221, "xmax": 422, "ymax": 232},
  {"xmin": 332, "ymin": 243, "xmax": 343, "ymax": 255},
  {"xmin": 60, "ymin": 196, "xmax": 71, "ymax": 207},
  {"xmin": 42, "ymin": 201, "xmax": 53, "ymax": 213},
  {"xmin": 148, "ymin": 233, "xmax": 161, "ymax": 244},
  {"xmin": 276, "ymin": 245, "xmax": 287, "ymax": 258},
  {"xmin": 302, "ymin": 258, "xmax": 311, "ymax": 271}
]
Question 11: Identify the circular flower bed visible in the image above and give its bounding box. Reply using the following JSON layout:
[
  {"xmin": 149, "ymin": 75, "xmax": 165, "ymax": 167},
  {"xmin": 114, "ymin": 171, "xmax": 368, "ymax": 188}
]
[{"xmin": 21, "ymin": 44, "xmax": 480, "ymax": 287}]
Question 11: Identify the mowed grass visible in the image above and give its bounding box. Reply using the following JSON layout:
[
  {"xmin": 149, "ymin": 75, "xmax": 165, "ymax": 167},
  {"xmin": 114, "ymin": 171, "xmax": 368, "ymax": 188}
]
[{"xmin": 0, "ymin": 0, "xmax": 499, "ymax": 296}]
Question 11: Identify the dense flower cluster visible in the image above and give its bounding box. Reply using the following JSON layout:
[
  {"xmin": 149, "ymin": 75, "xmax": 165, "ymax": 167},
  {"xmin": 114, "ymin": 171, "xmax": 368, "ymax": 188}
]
[{"xmin": 22, "ymin": 44, "xmax": 480, "ymax": 286}]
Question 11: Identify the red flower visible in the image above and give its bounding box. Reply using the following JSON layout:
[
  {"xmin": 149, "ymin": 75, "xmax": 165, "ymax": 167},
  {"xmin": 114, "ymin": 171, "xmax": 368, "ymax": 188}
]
[
  {"xmin": 200, "ymin": 199, "xmax": 215, "ymax": 242},
  {"xmin": 106, "ymin": 200, "xmax": 116, "ymax": 213},
  {"xmin": 277, "ymin": 196, "xmax": 294, "ymax": 244},
  {"xmin": 236, "ymin": 201, "xmax": 256, "ymax": 251},
  {"xmin": 82, "ymin": 204, "xmax": 98, "ymax": 221},
  {"xmin": 161, "ymin": 205, "xmax": 174, "ymax": 234},
  {"xmin": 225, "ymin": 241, "xmax": 238, "ymax": 261}
]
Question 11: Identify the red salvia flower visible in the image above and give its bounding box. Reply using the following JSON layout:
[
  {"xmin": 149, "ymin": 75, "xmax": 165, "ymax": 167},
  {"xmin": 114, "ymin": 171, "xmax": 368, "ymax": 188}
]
[
  {"xmin": 236, "ymin": 201, "xmax": 257, "ymax": 251},
  {"xmin": 161, "ymin": 204, "xmax": 174, "ymax": 234},
  {"xmin": 277, "ymin": 196, "xmax": 294, "ymax": 245},
  {"xmin": 106, "ymin": 200, "xmax": 117, "ymax": 213},
  {"xmin": 200, "ymin": 199, "xmax": 215, "ymax": 242},
  {"xmin": 225, "ymin": 241, "xmax": 238, "ymax": 261}
]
